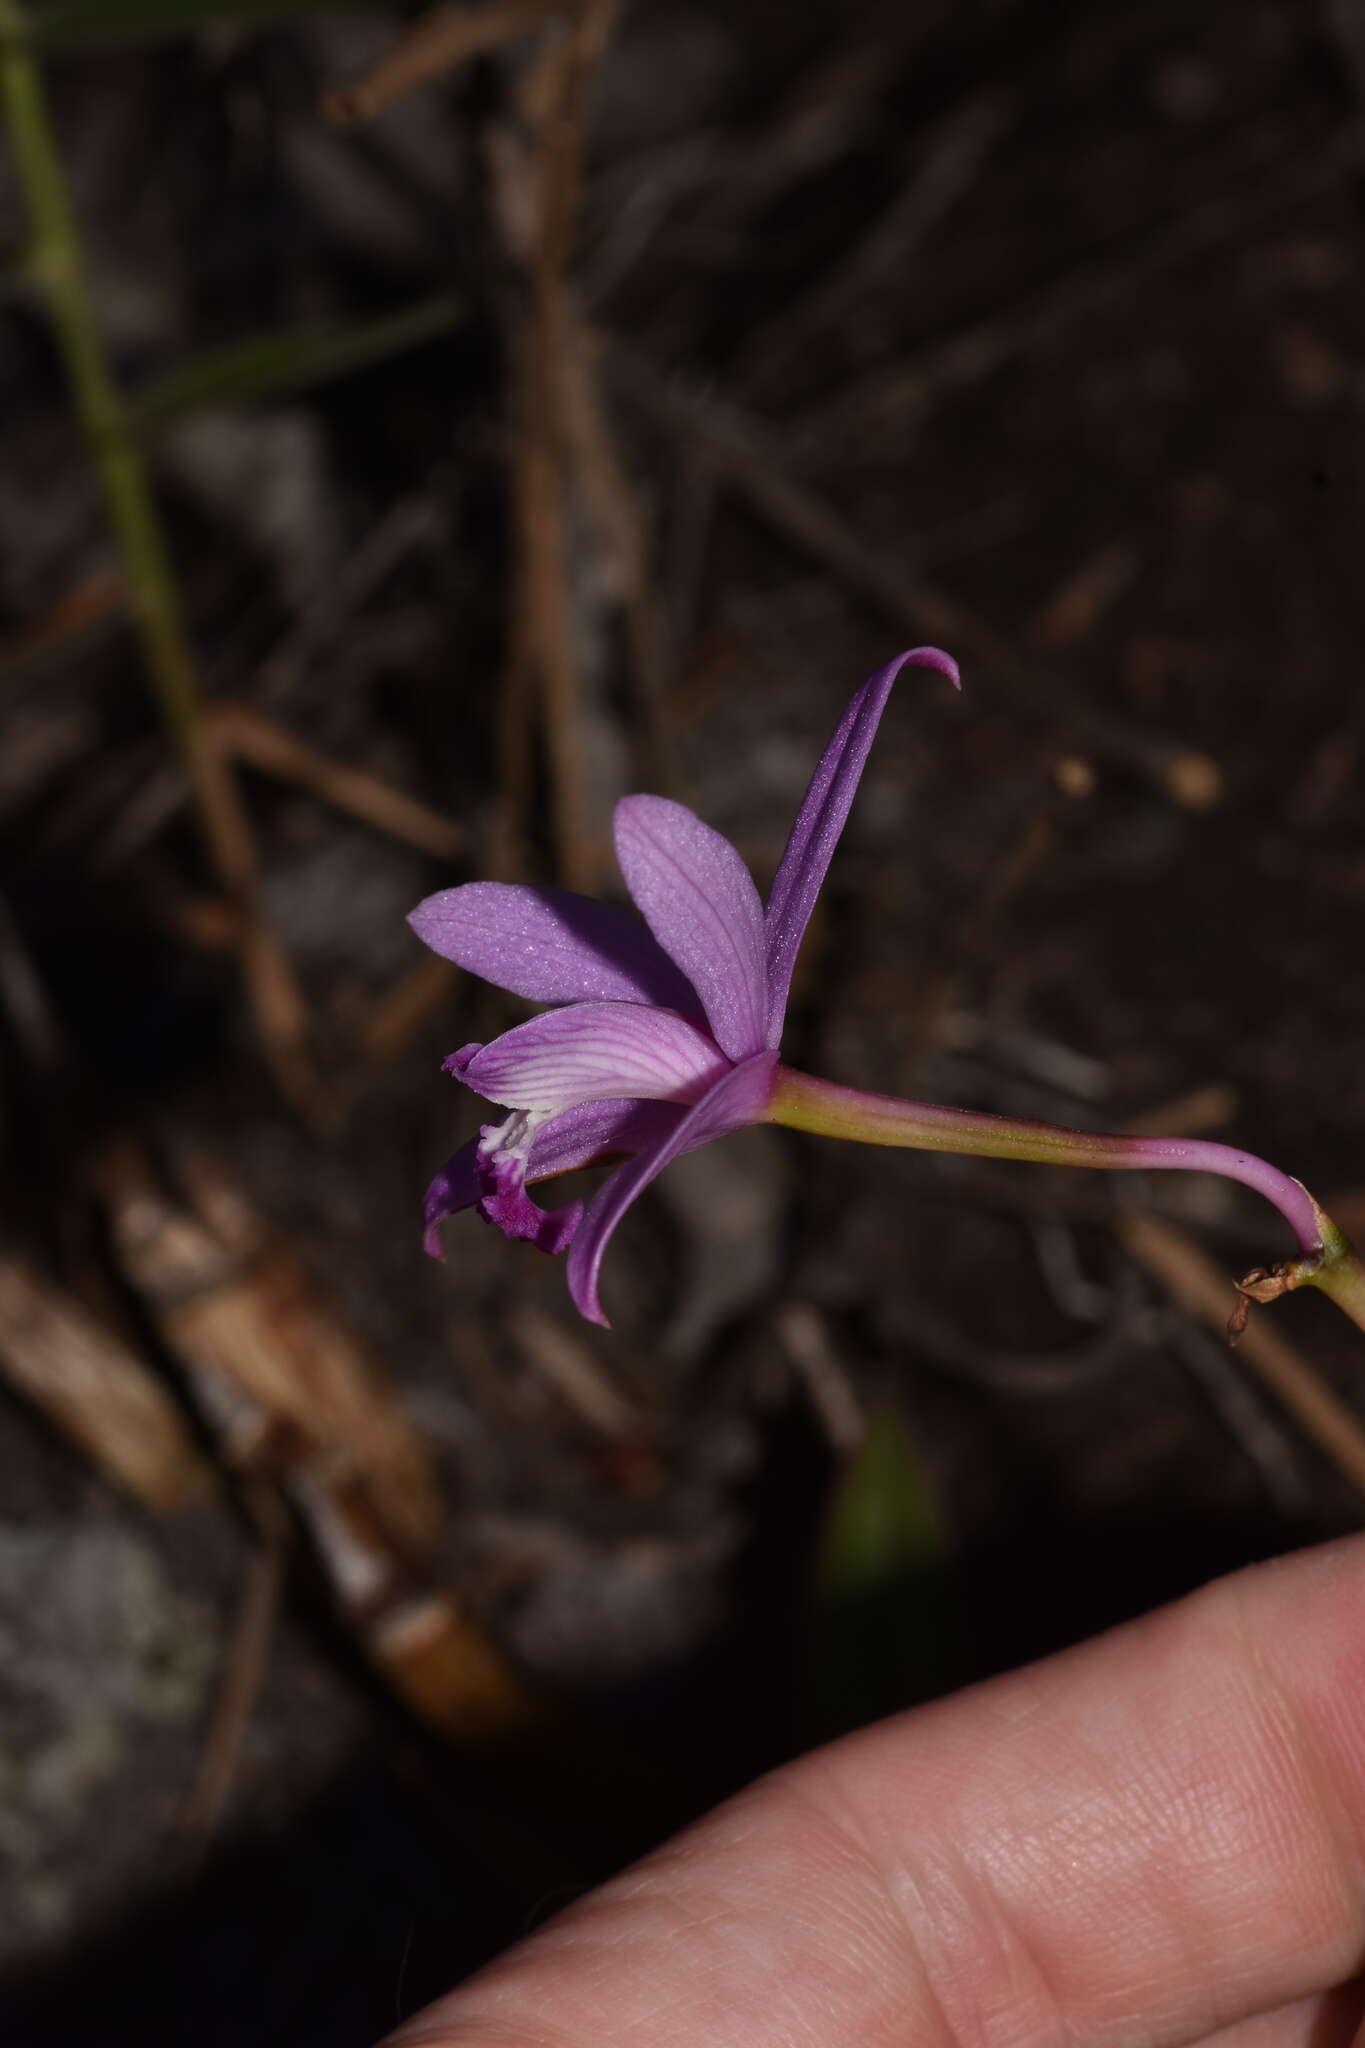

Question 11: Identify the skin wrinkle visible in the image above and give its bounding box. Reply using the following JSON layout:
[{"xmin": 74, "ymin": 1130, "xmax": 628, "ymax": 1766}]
[
  {"xmin": 760, "ymin": 1761, "xmax": 997, "ymax": 2048},
  {"xmin": 502, "ymin": 1855, "xmax": 801, "ymax": 2042},
  {"xmin": 1223, "ymin": 1575, "xmax": 1365, "ymax": 1980},
  {"xmin": 796, "ymin": 1568, "xmax": 1365, "ymax": 2048},
  {"xmin": 861, "ymin": 1773, "xmax": 1090, "ymax": 2048},
  {"xmin": 573, "ymin": 1790, "xmax": 930, "ymax": 2047}
]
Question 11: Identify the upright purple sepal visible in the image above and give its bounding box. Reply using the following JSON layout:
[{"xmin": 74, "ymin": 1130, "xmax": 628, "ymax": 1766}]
[{"xmin": 763, "ymin": 646, "xmax": 960, "ymax": 1040}]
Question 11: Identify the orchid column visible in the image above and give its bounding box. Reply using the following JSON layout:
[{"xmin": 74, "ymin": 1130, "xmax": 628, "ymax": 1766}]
[{"xmin": 410, "ymin": 647, "xmax": 1365, "ymax": 1340}]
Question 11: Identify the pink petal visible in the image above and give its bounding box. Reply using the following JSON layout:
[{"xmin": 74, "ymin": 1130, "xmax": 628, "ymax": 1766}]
[
  {"xmin": 614, "ymin": 796, "xmax": 768, "ymax": 1062},
  {"xmin": 408, "ymin": 882, "xmax": 698, "ymax": 1011},
  {"xmin": 764, "ymin": 647, "xmax": 959, "ymax": 1041},
  {"xmin": 461, "ymin": 1002, "xmax": 730, "ymax": 1110},
  {"xmin": 566, "ymin": 1051, "xmax": 778, "ymax": 1326}
]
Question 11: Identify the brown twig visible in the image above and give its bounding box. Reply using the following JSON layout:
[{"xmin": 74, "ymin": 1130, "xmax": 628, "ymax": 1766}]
[
  {"xmin": 207, "ymin": 702, "xmax": 464, "ymax": 861},
  {"xmin": 737, "ymin": 95, "xmax": 1009, "ymax": 399},
  {"xmin": 1028, "ymin": 542, "xmax": 1140, "ymax": 653},
  {"xmin": 324, "ymin": 0, "xmax": 577, "ymax": 128},
  {"xmin": 0, "ymin": 889, "xmax": 67, "ymax": 1072},
  {"xmin": 513, "ymin": 0, "xmax": 621, "ymax": 889},
  {"xmin": 95, "ymin": 1138, "xmax": 539, "ymax": 1740},
  {"xmin": 583, "ymin": 0, "xmax": 928, "ymax": 302},
  {"xmin": 561, "ymin": 311, "xmax": 676, "ymax": 791},
  {"xmin": 95, "ymin": 1140, "xmax": 440, "ymax": 1555},
  {"xmin": 774, "ymin": 1302, "xmax": 864, "ymax": 1455},
  {"xmin": 1122, "ymin": 1085, "xmax": 1238, "ymax": 1140},
  {"xmin": 360, "ymin": 954, "xmax": 460, "ymax": 1063},
  {"xmin": 507, "ymin": 1303, "xmax": 641, "ymax": 1441},
  {"xmin": 1163, "ymin": 1319, "xmax": 1310, "ymax": 1517},
  {"xmin": 253, "ymin": 495, "xmax": 438, "ymax": 708},
  {"xmin": 1119, "ymin": 1212, "xmax": 1365, "ymax": 1498},
  {"xmin": 898, "ymin": 776, "xmax": 1084, "ymax": 1079},
  {"xmin": 179, "ymin": 1485, "xmax": 285, "ymax": 1845},
  {"xmin": 607, "ymin": 341, "xmax": 1220, "ymax": 808},
  {"xmin": 0, "ymin": 1255, "xmax": 208, "ymax": 1512},
  {"xmin": 0, "ymin": 566, "xmax": 122, "ymax": 682},
  {"xmin": 798, "ymin": 124, "xmax": 1365, "ymax": 454}
]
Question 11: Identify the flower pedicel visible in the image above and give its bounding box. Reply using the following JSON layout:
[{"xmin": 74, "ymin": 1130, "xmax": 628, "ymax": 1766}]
[{"xmin": 411, "ymin": 649, "xmax": 1365, "ymax": 1336}]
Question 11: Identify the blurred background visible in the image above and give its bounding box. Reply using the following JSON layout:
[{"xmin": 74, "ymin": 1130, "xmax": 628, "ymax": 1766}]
[{"xmin": 2, "ymin": 0, "xmax": 1365, "ymax": 2038}]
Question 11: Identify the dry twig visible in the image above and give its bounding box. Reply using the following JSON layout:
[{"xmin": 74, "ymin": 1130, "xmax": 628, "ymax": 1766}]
[
  {"xmin": 0, "ymin": 1256, "xmax": 208, "ymax": 1511},
  {"xmin": 774, "ymin": 1302, "xmax": 864, "ymax": 1455},
  {"xmin": 208, "ymin": 702, "xmax": 464, "ymax": 862},
  {"xmin": 738, "ymin": 95, "xmax": 1009, "ymax": 399},
  {"xmin": 179, "ymin": 1485, "xmax": 286, "ymax": 1846},
  {"xmin": 562, "ymin": 313, "xmax": 676, "ymax": 792},
  {"xmin": 507, "ymin": 1303, "xmax": 641, "ymax": 1441},
  {"xmin": 799, "ymin": 124, "xmax": 1365, "ymax": 452},
  {"xmin": 325, "ymin": 0, "xmax": 578, "ymax": 128},
  {"xmin": 607, "ymin": 342, "xmax": 1220, "ymax": 808},
  {"xmin": 0, "ymin": 567, "xmax": 122, "ymax": 681},
  {"xmin": 507, "ymin": 0, "xmax": 622, "ymax": 889},
  {"xmin": 1120, "ymin": 1212, "xmax": 1365, "ymax": 1499},
  {"xmin": 95, "ymin": 1139, "xmax": 539, "ymax": 1740}
]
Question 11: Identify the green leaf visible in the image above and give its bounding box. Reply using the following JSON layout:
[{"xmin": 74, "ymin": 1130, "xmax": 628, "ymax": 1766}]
[
  {"xmin": 807, "ymin": 1409, "xmax": 955, "ymax": 1740},
  {"xmin": 131, "ymin": 292, "xmax": 464, "ymax": 430},
  {"xmin": 29, "ymin": 0, "xmax": 378, "ymax": 49}
]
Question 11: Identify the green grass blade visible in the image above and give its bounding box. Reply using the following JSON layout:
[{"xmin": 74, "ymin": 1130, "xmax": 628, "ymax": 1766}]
[
  {"xmin": 29, "ymin": 0, "xmax": 378, "ymax": 49},
  {"xmin": 132, "ymin": 292, "xmax": 464, "ymax": 430},
  {"xmin": 808, "ymin": 1409, "xmax": 956, "ymax": 1740}
]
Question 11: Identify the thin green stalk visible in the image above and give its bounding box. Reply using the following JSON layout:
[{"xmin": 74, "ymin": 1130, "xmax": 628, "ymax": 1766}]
[
  {"xmin": 0, "ymin": 4, "xmax": 315, "ymax": 1105},
  {"xmin": 0, "ymin": 0, "xmax": 201, "ymax": 750},
  {"xmin": 1282, "ymin": 1208, "xmax": 1365, "ymax": 1334}
]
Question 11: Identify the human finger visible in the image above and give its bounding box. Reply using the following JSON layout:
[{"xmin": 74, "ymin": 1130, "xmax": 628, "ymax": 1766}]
[{"xmin": 387, "ymin": 1534, "xmax": 1365, "ymax": 2048}]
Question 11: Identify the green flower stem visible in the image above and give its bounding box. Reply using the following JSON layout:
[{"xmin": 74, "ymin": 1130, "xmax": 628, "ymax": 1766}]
[
  {"xmin": 0, "ymin": 0, "xmax": 201, "ymax": 747},
  {"xmin": 1300, "ymin": 1211, "xmax": 1365, "ymax": 1331},
  {"xmin": 767, "ymin": 1063, "xmax": 1365, "ymax": 1339},
  {"xmin": 0, "ymin": 0, "xmax": 285, "ymax": 970},
  {"xmin": 0, "ymin": 6, "xmax": 317, "ymax": 1102}
]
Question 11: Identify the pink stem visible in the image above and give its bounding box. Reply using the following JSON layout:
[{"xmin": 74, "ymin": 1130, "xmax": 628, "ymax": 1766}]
[{"xmin": 766, "ymin": 1066, "xmax": 1325, "ymax": 1255}]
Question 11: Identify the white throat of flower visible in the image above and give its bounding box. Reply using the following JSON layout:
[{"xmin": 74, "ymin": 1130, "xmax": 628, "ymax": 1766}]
[{"xmin": 476, "ymin": 1106, "xmax": 556, "ymax": 1182}]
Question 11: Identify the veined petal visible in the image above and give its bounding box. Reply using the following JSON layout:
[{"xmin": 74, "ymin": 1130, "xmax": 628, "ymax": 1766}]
[
  {"xmin": 614, "ymin": 796, "xmax": 768, "ymax": 1061},
  {"xmin": 423, "ymin": 1095, "xmax": 683, "ymax": 1257},
  {"xmin": 566, "ymin": 1051, "xmax": 779, "ymax": 1327},
  {"xmin": 763, "ymin": 646, "xmax": 959, "ymax": 1041},
  {"xmin": 459, "ymin": 1002, "xmax": 730, "ymax": 1110},
  {"xmin": 408, "ymin": 882, "xmax": 698, "ymax": 1011}
]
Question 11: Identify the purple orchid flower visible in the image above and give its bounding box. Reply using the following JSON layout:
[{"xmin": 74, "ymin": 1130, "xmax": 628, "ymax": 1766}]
[
  {"xmin": 412, "ymin": 645, "xmax": 1365, "ymax": 1342},
  {"xmin": 409, "ymin": 646, "xmax": 960, "ymax": 1325}
]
